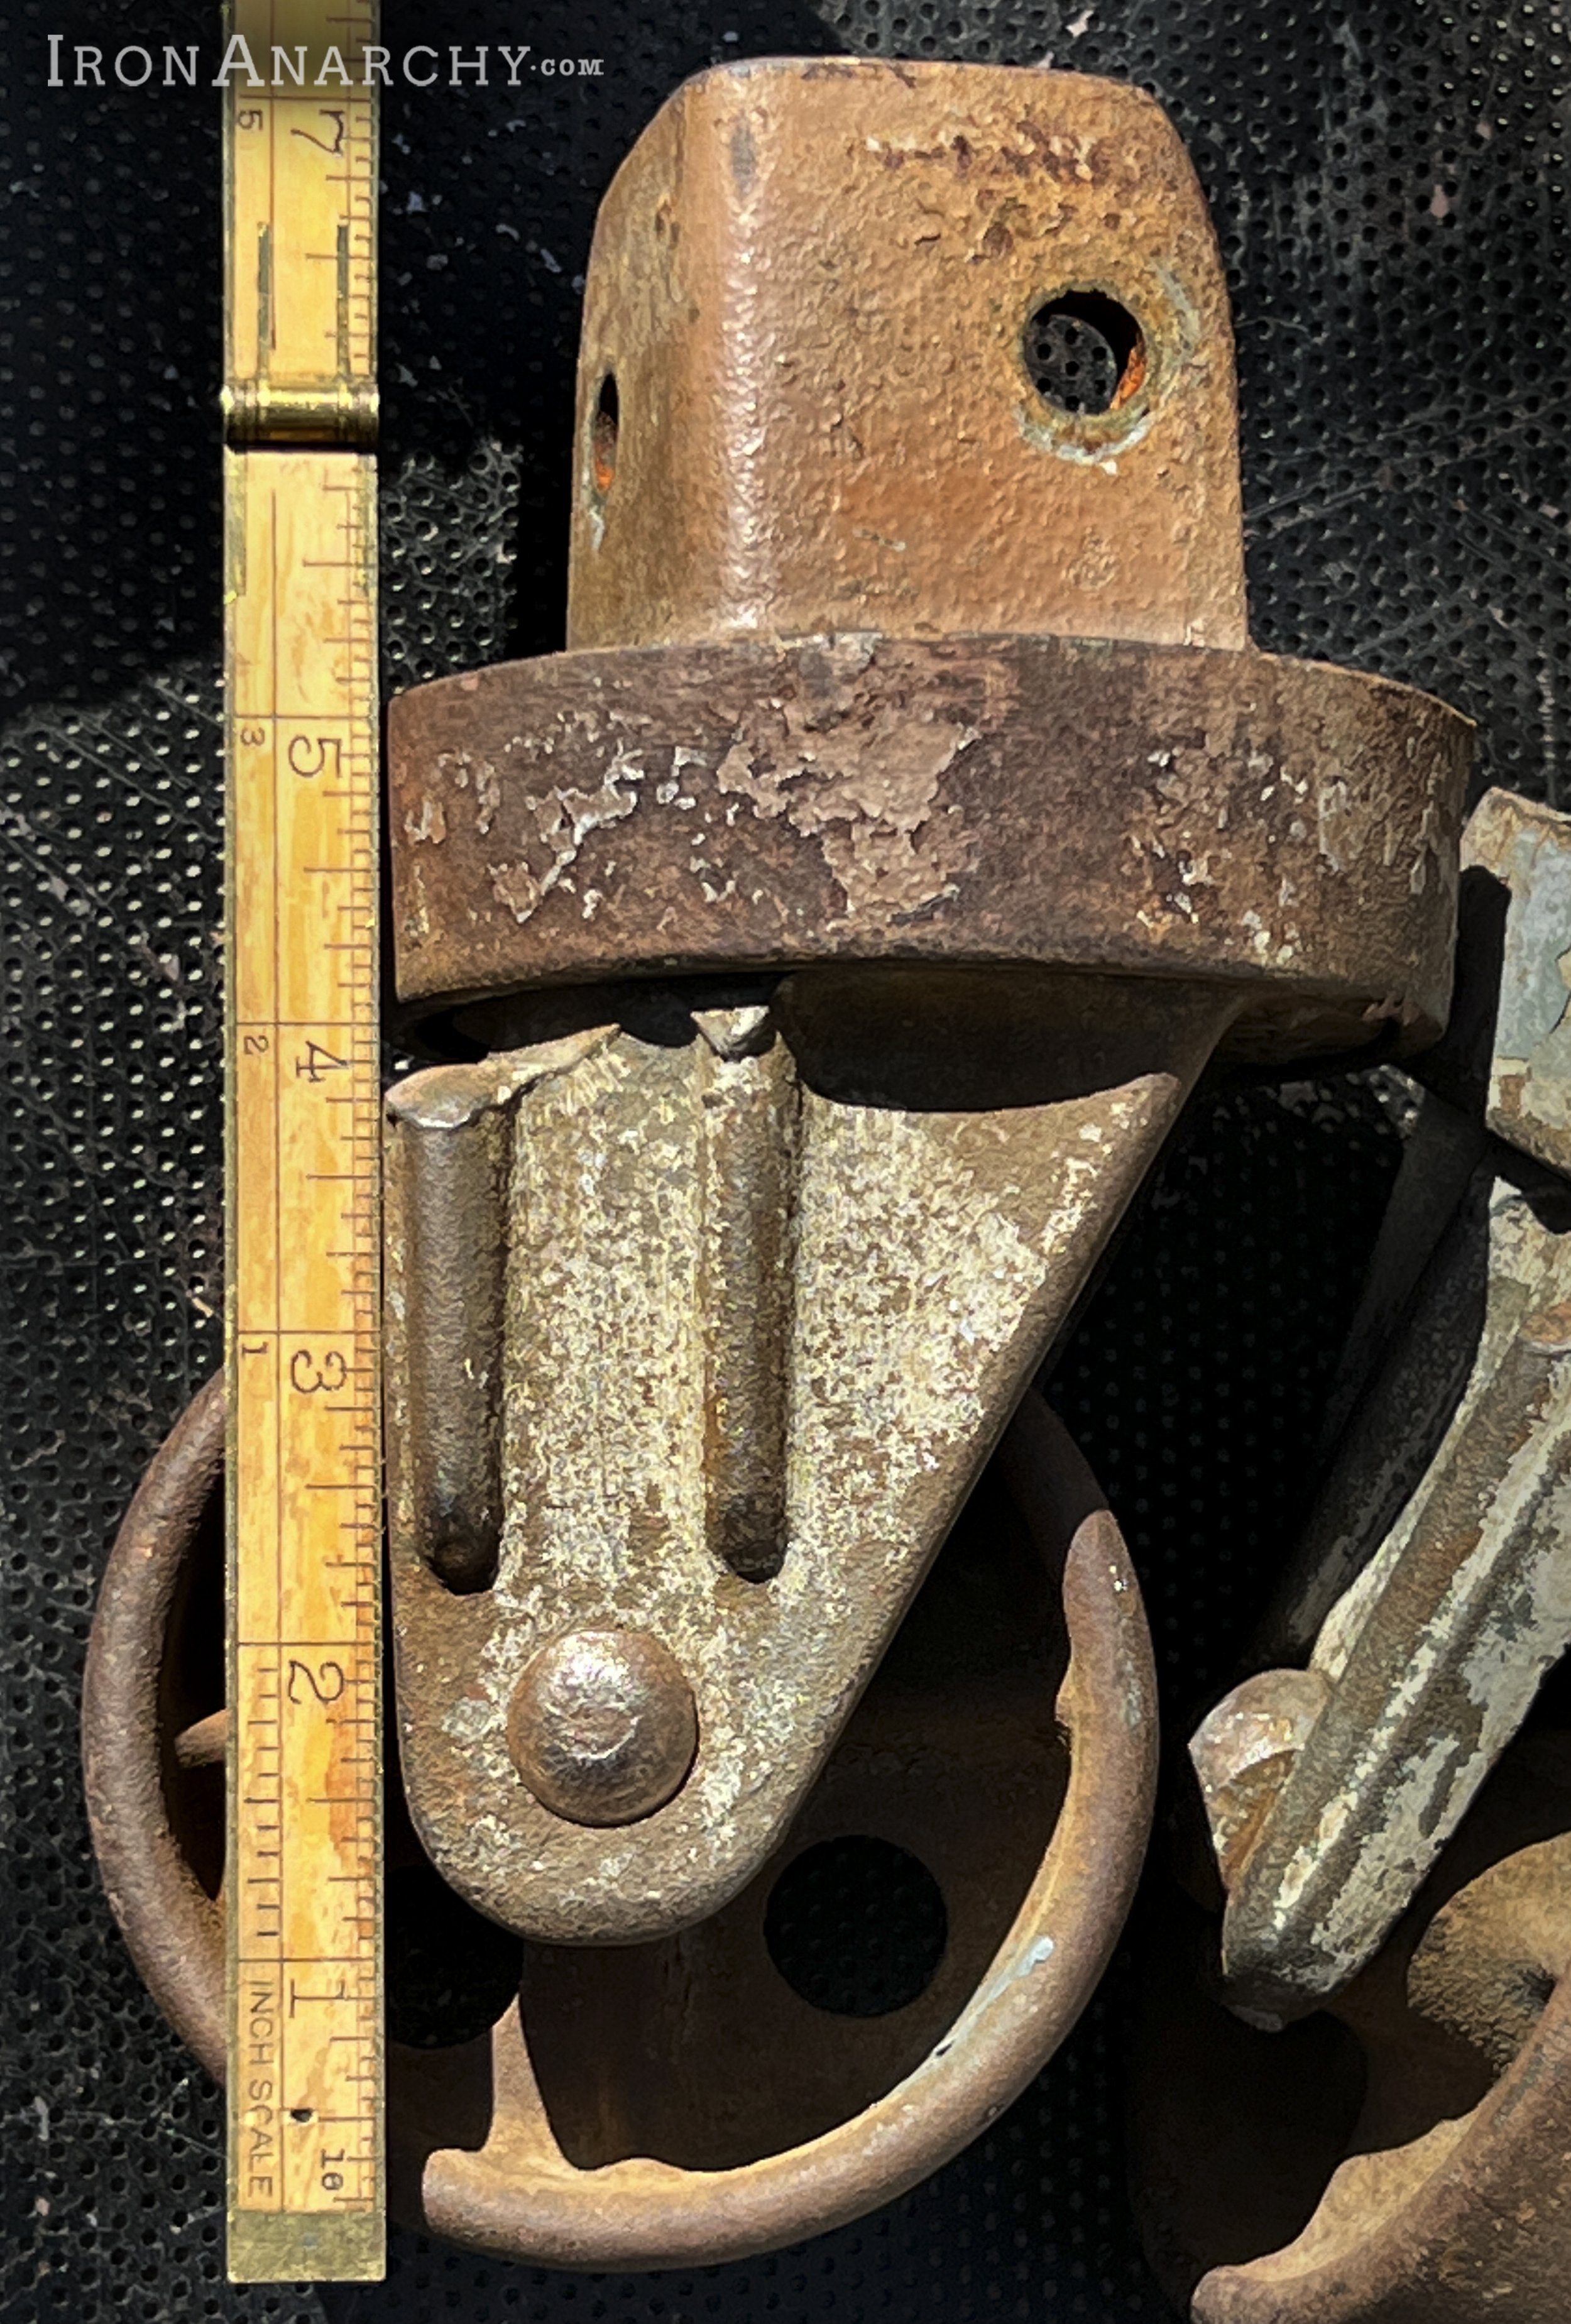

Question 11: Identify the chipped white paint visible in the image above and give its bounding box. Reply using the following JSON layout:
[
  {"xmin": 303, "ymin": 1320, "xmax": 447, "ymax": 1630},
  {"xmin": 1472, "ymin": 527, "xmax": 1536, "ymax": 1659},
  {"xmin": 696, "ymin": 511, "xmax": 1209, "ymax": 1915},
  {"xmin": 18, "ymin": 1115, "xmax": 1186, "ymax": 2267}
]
[
  {"xmin": 487, "ymin": 745, "xmax": 647, "ymax": 924},
  {"xmin": 1466, "ymin": 787, "xmax": 1571, "ymax": 1172},
  {"xmin": 713, "ymin": 650, "xmax": 982, "ymax": 915},
  {"xmin": 390, "ymin": 991, "xmax": 1207, "ymax": 1943},
  {"xmin": 1224, "ymin": 1175, "xmax": 1571, "ymax": 2006}
]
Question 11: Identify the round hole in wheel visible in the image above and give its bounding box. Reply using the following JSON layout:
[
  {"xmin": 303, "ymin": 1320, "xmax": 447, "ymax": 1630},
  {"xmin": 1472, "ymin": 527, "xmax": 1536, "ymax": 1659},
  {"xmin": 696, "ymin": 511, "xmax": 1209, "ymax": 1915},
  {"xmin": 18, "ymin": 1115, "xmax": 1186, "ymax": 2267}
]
[
  {"xmin": 764, "ymin": 1835, "xmax": 948, "ymax": 2017},
  {"xmin": 1024, "ymin": 290, "xmax": 1145, "ymax": 417}
]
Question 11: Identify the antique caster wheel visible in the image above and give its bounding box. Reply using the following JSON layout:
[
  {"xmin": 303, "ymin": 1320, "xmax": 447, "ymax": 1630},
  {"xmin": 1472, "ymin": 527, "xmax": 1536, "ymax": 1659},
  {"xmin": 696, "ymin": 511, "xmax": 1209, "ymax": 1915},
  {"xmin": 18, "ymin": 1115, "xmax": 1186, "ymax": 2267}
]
[
  {"xmin": 84, "ymin": 1372, "xmax": 1157, "ymax": 2267},
  {"xmin": 85, "ymin": 43, "xmax": 1470, "ymax": 2280}
]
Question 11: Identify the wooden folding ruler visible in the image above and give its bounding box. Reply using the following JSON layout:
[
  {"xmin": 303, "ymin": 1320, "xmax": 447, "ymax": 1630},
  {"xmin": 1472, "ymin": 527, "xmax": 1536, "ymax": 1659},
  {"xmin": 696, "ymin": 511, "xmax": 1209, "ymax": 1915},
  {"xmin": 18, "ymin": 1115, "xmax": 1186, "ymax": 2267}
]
[{"xmin": 221, "ymin": 0, "xmax": 383, "ymax": 2283}]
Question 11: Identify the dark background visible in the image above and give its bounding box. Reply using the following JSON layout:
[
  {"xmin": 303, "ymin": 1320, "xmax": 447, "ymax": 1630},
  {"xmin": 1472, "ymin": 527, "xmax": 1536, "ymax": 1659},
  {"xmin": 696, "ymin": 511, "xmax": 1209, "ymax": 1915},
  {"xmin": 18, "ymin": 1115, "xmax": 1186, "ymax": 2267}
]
[{"xmin": 3, "ymin": 0, "xmax": 1567, "ymax": 2317}]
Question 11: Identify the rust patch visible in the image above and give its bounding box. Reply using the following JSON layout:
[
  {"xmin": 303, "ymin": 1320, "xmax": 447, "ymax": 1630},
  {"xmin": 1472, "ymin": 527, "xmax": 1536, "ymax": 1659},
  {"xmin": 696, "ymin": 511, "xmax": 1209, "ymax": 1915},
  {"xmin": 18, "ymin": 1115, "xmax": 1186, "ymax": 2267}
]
[{"xmin": 389, "ymin": 637, "xmax": 1469, "ymax": 1053}]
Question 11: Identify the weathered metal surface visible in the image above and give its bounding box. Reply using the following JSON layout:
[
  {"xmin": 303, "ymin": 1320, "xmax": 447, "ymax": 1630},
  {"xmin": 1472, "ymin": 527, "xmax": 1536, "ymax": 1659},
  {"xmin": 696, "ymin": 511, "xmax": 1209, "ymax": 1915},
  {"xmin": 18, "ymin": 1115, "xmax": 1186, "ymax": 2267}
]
[
  {"xmin": 1465, "ymin": 788, "xmax": 1571, "ymax": 1178},
  {"xmin": 506, "ymin": 1630, "xmax": 699, "ymax": 1827},
  {"xmin": 94, "ymin": 52, "xmax": 1477, "ymax": 2269},
  {"xmin": 385, "ymin": 970, "xmax": 1216, "ymax": 1944},
  {"xmin": 1213, "ymin": 1175, "xmax": 1571, "ymax": 2024},
  {"xmin": 1134, "ymin": 787, "xmax": 1571, "ymax": 2313},
  {"xmin": 84, "ymin": 1378, "xmax": 1158, "ymax": 2269},
  {"xmin": 388, "ymin": 635, "xmax": 1469, "ymax": 1050},
  {"xmin": 566, "ymin": 59, "xmax": 1247, "ymax": 657},
  {"xmin": 1133, "ymin": 1736, "xmax": 1571, "ymax": 2324},
  {"xmin": 1188, "ymin": 1670, "xmax": 1331, "ymax": 1895},
  {"xmin": 1178, "ymin": 792, "xmax": 1571, "ymax": 2024},
  {"xmin": 390, "ymin": 60, "xmax": 1467, "ymax": 1050},
  {"xmin": 380, "ymin": 52, "xmax": 1467, "ymax": 1965},
  {"xmin": 420, "ymin": 1399, "xmax": 1158, "ymax": 2269},
  {"xmin": 82, "ymin": 1373, "xmax": 228, "ymax": 2083},
  {"xmin": 390, "ymin": 1059, "xmax": 513, "ymax": 1592}
]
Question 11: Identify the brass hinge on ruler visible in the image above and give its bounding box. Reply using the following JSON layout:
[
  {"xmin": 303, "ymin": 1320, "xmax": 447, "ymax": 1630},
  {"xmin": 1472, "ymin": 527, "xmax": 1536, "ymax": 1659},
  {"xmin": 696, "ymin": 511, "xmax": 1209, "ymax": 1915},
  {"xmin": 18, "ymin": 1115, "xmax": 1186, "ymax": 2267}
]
[{"xmin": 221, "ymin": 0, "xmax": 383, "ymax": 2284}]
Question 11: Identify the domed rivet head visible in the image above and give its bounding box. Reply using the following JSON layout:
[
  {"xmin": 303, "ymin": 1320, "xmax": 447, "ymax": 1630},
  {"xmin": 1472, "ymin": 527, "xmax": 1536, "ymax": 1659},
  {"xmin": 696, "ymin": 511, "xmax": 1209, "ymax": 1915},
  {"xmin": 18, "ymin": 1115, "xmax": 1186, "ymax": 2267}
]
[{"xmin": 506, "ymin": 1629, "xmax": 698, "ymax": 1827}]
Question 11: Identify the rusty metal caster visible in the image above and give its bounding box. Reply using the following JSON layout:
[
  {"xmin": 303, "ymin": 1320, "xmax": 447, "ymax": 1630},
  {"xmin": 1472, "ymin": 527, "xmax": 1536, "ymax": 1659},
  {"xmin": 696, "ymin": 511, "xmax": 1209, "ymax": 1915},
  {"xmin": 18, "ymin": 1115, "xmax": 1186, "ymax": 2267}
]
[
  {"xmin": 84, "ymin": 1369, "xmax": 1154, "ymax": 2262},
  {"xmin": 1132, "ymin": 793, "xmax": 1571, "ymax": 2322},
  {"xmin": 85, "ymin": 58, "xmax": 1469, "ymax": 2267}
]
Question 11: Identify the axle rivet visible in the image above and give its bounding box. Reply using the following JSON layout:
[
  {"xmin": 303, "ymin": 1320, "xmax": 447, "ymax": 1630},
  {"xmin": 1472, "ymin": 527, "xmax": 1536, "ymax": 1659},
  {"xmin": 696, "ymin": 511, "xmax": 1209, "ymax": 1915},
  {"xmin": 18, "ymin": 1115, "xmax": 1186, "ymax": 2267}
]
[{"xmin": 508, "ymin": 1629, "xmax": 698, "ymax": 1826}]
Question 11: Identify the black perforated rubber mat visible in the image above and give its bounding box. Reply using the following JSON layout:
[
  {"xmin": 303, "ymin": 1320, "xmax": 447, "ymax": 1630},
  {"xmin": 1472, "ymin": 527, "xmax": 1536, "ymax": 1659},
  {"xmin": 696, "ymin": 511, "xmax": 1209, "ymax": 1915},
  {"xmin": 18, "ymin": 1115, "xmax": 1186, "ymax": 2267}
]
[{"xmin": 4, "ymin": 1, "xmax": 1567, "ymax": 2318}]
